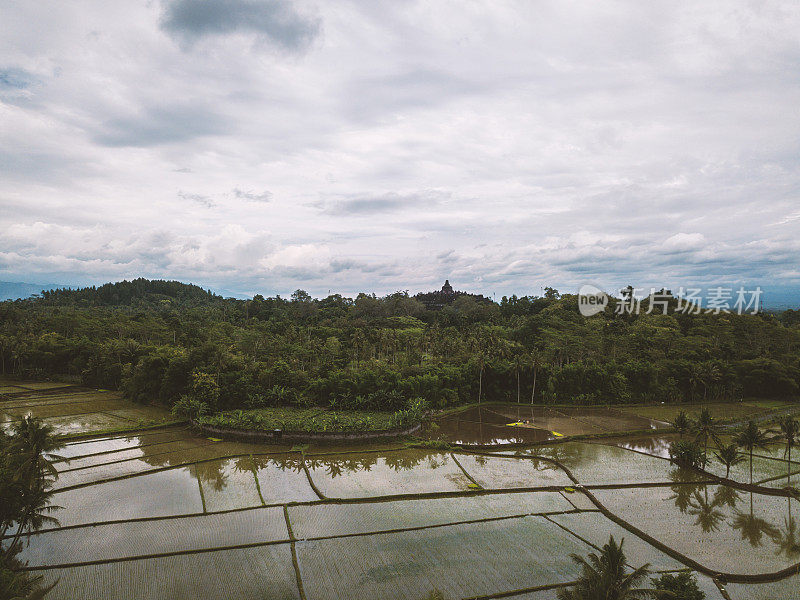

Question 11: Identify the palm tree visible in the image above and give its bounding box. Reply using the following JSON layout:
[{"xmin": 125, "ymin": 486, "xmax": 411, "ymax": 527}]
[
  {"xmin": 776, "ymin": 416, "xmax": 799, "ymax": 485},
  {"xmin": 735, "ymin": 420, "xmax": 771, "ymax": 485},
  {"xmin": 671, "ymin": 410, "xmax": 691, "ymax": 438},
  {"xmin": 693, "ymin": 408, "xmax": 718, "ymax": 468},
  {"xmin": 714, "ymin": 443, "xmax": 744, "ymax": 479},
  {"xmin": 2, "ymin": 417, "xmax": 64, "ymax": 561},
  {"xmin": 528, "ymin": 349, "xmax": 540, "ymax": 405},
  {"xmin": 557, "ymin": 536, "xmax": 661, "ymax": 599},
  {"xmin": 11, "ymin": 415, "xmax": 64, "ymax": 483}
]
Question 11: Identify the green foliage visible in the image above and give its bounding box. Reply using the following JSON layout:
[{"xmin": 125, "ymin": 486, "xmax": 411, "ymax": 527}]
[
  {"xmin": 170, "ymin": 396, "xmax": 210, "ymax": 421},
  {"xmin": 0, "ymin": 417, "xmax": 63, "ymax": 599},
  {"xmin": 2, "ymin": 279, "xmax": 800, "ymax": 414},
  {"xmin": 389, "ymin": 398, "xmax": 427, "ymax": 429},
  {"xmin": 671, "ymin": 411, "xmax": 691, "ymax": 437},
  {"xmin": 669, "ymin": 440, "xmax": 705, "ymax": 469},
  {"xmin": 713, "ymin": 443, "xmax": 744, "ymax": 478},
  {"xmin": 186, "ymin": 370, "xmax": 220, "ymax": 411},
  {"xmin": 198, "ymin": 407, "xmax": 405, "ymax": 433},
  {"xmin": 735, "ymin": 420, "xmax": 772, "ymax": 484},
  {"xmin": 557, "ymin": 535, "xmax": 659, "ymax": 600},
  {"xmin": 651, "ymin": 572, "xmax": 705, "ymax": 600}
]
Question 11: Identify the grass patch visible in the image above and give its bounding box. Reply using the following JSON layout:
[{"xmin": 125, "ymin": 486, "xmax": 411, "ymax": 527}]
[
  {"xmin": 618, "ymin": 401, "xmax": 785, "ymax": 423},
  {"xmin": 198, "ymin": 407, "xmax": 406, "ymax": 433}
]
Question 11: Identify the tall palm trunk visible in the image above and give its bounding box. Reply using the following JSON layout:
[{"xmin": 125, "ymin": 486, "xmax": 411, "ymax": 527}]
[{"xmin": 477, "ymin": 359, "xmax": 483, "ymax": 404}]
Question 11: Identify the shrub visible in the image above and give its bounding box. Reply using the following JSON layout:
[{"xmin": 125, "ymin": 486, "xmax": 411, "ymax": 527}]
[
  {"xmin": 669, "ymin": 440, "xmax": 705, "ymax": 469},
  {"xmin": 651, "ymin": 572, "xmax": 705, "ymax": 600},
  {"xmin": 171, "ymin": 396, "xmax": 210, "ymax": 421}
]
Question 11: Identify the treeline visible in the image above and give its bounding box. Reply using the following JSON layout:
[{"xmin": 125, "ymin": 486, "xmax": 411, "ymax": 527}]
[{"xmin": 1, "ymin": 279, "xmax": 799, "ymax": 412}]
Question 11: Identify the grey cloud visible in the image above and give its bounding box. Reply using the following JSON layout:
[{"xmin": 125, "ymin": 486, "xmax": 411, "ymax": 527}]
[
  {"xmin": 178, "ymin": 190, "xmax": 216, "ymax": 208},
  {"xmin": 321, "ymin": 192, "xmax": 445, "ymax": 216},
  {"xmin": 160, "ymin": 0, "xmax": 320, "ymax": 51},
  {"xmin": 93, "ymin": 105, "xmax": 228, "ymax": 147},
  {"xmin": 234, "ymin": 188, "xmax": 272, "ymax": 202}
]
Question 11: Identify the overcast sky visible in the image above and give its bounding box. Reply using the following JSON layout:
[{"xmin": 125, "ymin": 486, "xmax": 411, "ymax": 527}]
[{"xmin": 2, "ymin": 0, "xmax": 799, "ymax": 302}]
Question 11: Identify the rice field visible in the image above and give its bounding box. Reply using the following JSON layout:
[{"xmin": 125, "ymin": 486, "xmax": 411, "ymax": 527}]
[
  {"xmin": 725, "ymin": 573, "xmax": 800, "ymax": 599},
  {"xmin": 0, "ymin": 379, "xmax": 172, "ymax": 435},
  {"xmin": 535, "ymin": 442, "xmax": 709, "ymax": 485},
  {"xmin": 303, "ymin": 449, "xmax": 473, "ymax": 498},
  {"xmin": 591, "ymin": 485, "xmax": 800, "ymax": 575},
  {"xmin": 452, "ymin": 453, "xmax": 573, "ymax": 488},
  {"xmin": 295, "ymin": 517, "xmax": 588, "ymax": 600},
  {"xmin": 288, "ymin": 491, "xmax": 573, "ymax": 539},
  {"xmin": 618, "ymin": 399, "xmax": 794, "ymax": 423},
  {"xmin": 37, "ymin": 544, "xmax": 299, "ymax": 600},
  {"xmin": 6, "ymin": 379, "xmax": 797, "ymax": 599},
  {"xmin": 430, "ymin": 403, "xmax": 667, "ymax": 446}
]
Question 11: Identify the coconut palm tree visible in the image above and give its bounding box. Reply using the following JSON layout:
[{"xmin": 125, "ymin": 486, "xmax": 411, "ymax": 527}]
[
  {"xmin": 714, "ymin": 443, "xmax": 744, "ymax": 479},
  {"xmin": 557, "ymin": 536, "xmax": 662, "ymax": 599},
  {"xmin": 693, "ymin": 408, "xmax": 718, "ymax": 468},
  {"xmin": 735, "ymin": 421, "xmax": 771, "ymax": 485},
  {"xmin": 2, "ymin": 417, "xmax": 64, "ymax": 561},
  {"xmin": 671, "ymin": 410, "xmax": 691, "ymax": 439},
  {"xmin": 776, "ymin": 416, "xmax": 799, "ymax": 485},
  {"xmin": 11, "ymin": 415, "xmax": 64, "ymax": 483}
]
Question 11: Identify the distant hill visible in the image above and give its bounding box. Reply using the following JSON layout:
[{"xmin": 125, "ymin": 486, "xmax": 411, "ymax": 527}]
[
  {"xmin": 31, "ymin": 278, "xmax": 222, "ymax": 307},
  {"xmin": 0, "ymin": 281, "xmax": 64, "ymax": 301}
]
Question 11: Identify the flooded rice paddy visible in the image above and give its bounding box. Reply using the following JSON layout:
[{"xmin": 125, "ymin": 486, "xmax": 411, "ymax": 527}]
[
  {"xmin": 0, "ymin": 381, "xmax": 171, "ymax": 435},
  {"xmin": 430, "ymin": 404, "xmax": 667, "ymax": 445},
  {"xmin": 4, "ymin": 382, "xmax": 799, "ymax": 599}
]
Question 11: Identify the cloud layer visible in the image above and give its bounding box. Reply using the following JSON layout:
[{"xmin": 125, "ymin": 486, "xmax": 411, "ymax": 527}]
[{"xmin": 1, "ymin": 1, "xmax": 799, "ymax": 301}]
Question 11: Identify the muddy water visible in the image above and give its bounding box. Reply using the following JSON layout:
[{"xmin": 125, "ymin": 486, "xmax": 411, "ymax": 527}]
[
  {"xmin": 430, "ymin": 404, "xmax": 668, "ymax": 446},
  {"xmin": 431, "ymin": 406, "xmax": 556, "ymax": 445}
]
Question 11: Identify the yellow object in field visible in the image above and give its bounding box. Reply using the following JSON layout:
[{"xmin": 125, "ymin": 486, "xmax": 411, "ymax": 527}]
[
  {"xmin": 564, "ymin": 487, "xmax": 575, "ymax": 493},
  {"xmin": 467, "ymin": 483, "xmax": 481, "ymax": 489},
  {"xmin": 207, "ymin": 437, "xmax": 222, "ymax": 442},
  {"xmin": 552, "ymin": 431, "xmax": 564, "ymax": 437},
  {"xmin": 506, "ymin": 422, "xmax": 525, "ymax": 427}
]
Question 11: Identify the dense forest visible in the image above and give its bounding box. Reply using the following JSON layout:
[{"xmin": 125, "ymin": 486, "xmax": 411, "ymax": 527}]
[{"xmin": 1, "ymin": 278, "xmax": 799, "ymax": 413}]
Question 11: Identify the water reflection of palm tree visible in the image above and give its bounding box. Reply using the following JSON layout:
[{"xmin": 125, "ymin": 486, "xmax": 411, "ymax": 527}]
[
  {"xmin": 384, "ymin": 452, "xmax": 425, "ymax": 471},
  {"xmin": 776, "ymin": 416, "xmax": 799, "ymax": 486},
  {"xmin": 668, "ymin": 468, "xmax": 702, "ymax": 513},
  {"xmin": 193, "ymin": 460, "xmax": 229, "ymax": 491},
  {"xmin": 687, "ymin": 487, "xmax": 725, "ymax": 533},
  {"xmin": 774, "ymin": 497, "xmax": 800, "ymax": 560},
  {"xmin": 730, "ymin": 492, "xmax": 780, "ymax": 547},
  {"xmin": 712, "ymin": 485, "xmax": 740, "ymax": 509}
]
